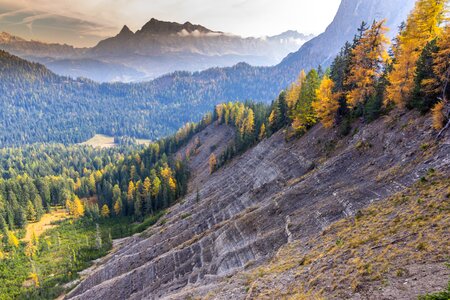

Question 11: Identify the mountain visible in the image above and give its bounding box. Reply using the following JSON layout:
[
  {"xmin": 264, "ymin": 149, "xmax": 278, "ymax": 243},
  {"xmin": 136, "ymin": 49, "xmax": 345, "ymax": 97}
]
[
  {"xmin": 0, "ymin": 0, "xmax": 419, "ymax": 146},
  {"xmin": 0, "ymin": 51, "xmax": 278, "ymax": 146},
  {"xmin": 65, "ymin": 108, "xmax": 450, "ymax": 299},
  {"xmin": 87, "ymin": 19, "xmax": 313, "ymax": 79},
  {"xmin": 0, "ymin": 32, "xmax": 143, "ymax": 82},
  {"xmin": 0, "ymin": 20, "xmax": 313, "ymax": 82},
  {"xmin": 276, "ymin": 0, "xmax": 416, "ymax": 76}
]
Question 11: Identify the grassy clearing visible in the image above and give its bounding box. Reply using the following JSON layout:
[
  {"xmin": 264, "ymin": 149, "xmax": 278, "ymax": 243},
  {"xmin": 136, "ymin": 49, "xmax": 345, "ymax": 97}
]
[
  {"xmin": 245, "ymin": 173, "xmax": 450, "ymax": 299},
  {"xmin": 23, "ymin": 208, "xmax": 69, "ymax": 242},
  {"xmin": 81, "ymin": 134, "xmax": 151, "ymax": 148},
  {"xmin": 0, "ymin": 211, "xmax": 165, "ymax": 300},
  {"xmin": 80, "ymin": 134, "xmax": 116, "ymax": 148}
]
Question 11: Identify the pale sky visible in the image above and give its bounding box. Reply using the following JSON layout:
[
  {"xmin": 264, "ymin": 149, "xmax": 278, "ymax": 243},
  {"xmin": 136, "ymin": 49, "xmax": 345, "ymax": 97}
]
[{"xmin": 0, "ymin": 0, "xmax": 341, "ymax": 47}]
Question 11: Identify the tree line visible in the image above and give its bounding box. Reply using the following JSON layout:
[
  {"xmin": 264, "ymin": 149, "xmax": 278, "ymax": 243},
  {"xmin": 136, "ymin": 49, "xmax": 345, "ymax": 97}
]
[
  {"xmin": 0, "ymin": 113, "xmax": 213, "ymax": 246},
  {"xmin": 267, "ymin": 0, "xmax": 449, "ymax": 138},
  {"xmin": 209, "ymin": 0, "xmax": 449, "ymax": 172}
]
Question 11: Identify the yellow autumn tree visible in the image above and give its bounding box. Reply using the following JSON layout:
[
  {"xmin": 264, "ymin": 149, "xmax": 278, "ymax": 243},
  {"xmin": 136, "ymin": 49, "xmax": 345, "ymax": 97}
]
[
  {"xmin": 127, "ymin": 181, "xmax": 135, "ymax": 203},
  {"xmin": 101, "ymin": 204, "xmax": 110, "ymax": 218},
  {"xmin": 244, "ymin": 108, "xmax": 255, "ymax": 135},
  {"xmin": 7, "ymin": 230, "xmax": 19, "ymax": 249},
  {"xmin": 259, "ymin": 123, "xmax": 266, "ymax": 140},
  {"xmin": 168, "ymin": 177, "xmax": 177, "ymax": 192},
  {"xmin": 29, "ymin": 272, "xmax": 40, "ymax": 287},
  {"xmin": 151, "ymin": 176, "xmax": 161, "ymax": 197},
  {"xmin": 73, "ymin": 196, "xmax": 85, "ymax": 218},
  {"xmin": 209, "ymin": 153, "xmax": 217, "ymax": 174},
  {"xmin": 65, "ymin": 198, "xmax": 74, "ymax": 214},
  {"xmin": 346, "ymin": 20, "xmax": 389, "ymax": 108},
  {"xmin": 286, "ymin": 70, "xmax": 307, "ymax": 111},
  {"xmin": 312, "ymin": 76, "xmax": 340, "ymax": 128},
  {"xmin": 143, "ymin": 177, "xmax": 152, "ymax": 197},
  {"xmin": 25, "ymin": 239, "xmax": 37, "ymax": 259},
  {"xmin": 386, "ymin": 0, "xmax": 447, "ymax": 108},
  {"xmin": 113, "ymin": 199, "xmax": 122, "ymax": 216}
]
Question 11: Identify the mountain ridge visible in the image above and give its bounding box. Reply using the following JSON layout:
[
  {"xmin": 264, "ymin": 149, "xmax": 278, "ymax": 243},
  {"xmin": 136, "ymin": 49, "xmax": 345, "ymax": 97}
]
[{"xmin": 0, "ymin": 19, "xmax": 313, "ymax": 82}]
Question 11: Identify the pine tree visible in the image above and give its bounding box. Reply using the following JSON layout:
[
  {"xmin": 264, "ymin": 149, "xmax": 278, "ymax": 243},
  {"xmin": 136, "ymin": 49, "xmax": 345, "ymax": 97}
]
[
  {"xmin": 427, "ymin": 26, "xmax": 450, "ymax": 102},
  {"xmin": 95, "ymin": 223, "xmax": 102, "ymax": 249},
  {"xmin": 26, "ymin": 201, "xmax": 37, "ymax": 222},
  {"xmin": 292, "ymin": 69, "xmax": 321, "ymax": 132},
  {"xmin": 411, "ymin": 39, "xmax": 439, "ymax": 112}
]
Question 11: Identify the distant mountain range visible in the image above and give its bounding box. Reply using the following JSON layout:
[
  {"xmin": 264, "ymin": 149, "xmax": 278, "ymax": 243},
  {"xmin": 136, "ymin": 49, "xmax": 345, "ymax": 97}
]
[
  {"xmin": 0, "ymin": 20, "xmax": 314, "ymax": 82},
  {"xmin": 0, "ymin": 0, "xmax": 417, "ymax": 146}
]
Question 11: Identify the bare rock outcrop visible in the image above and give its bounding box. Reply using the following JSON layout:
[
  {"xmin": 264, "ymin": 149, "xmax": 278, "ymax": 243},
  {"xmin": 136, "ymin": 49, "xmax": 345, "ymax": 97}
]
[{"xmin": 67, "ymin": 110, "xmax": 450, "ymax": 299}]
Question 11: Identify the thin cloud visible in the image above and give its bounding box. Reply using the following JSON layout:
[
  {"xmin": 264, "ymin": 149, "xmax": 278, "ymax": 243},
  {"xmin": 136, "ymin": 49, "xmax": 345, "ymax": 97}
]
[{"xmin": 0, "ymin": 0, "xmax": 341, "ymax": 47}]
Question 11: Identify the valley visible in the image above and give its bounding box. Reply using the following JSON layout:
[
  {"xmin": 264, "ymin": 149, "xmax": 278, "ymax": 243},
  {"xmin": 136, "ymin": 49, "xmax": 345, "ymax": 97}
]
[{"xmin": 0, "ymin": 0, "xmax": 449, "ymax": 299}]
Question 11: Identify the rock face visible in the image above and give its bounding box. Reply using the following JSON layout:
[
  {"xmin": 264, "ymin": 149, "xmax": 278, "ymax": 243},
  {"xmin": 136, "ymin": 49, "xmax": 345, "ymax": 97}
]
[
  {"xmin": 275, "ymin": 0, "xmax": 416, "ymax": 81},
  {"xmin": 66, "ymin": 110, "xmax": 450, "ymax": 299}
]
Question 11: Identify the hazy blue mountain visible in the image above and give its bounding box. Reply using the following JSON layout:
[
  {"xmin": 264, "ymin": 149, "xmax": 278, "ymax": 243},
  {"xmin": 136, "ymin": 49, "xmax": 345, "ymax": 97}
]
[{"xmin": 0, "ymin": 19, "xmax": 313, "ymax": 82}]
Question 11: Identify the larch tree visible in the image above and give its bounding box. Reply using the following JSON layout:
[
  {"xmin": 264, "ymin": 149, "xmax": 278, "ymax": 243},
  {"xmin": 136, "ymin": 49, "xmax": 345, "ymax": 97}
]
[
  {"xmin": 346, "ymin": 20, "xmax": 389, "ymax": 109},
  {"xmin": 244, "ymin": 108, "xmax": 255, "ymax": 135},
  {"xmin": 259, "ymin": 123, "xmax": 266, "ymax": 140},
  {"xmin": 286, "ymin": 70, "xmax": 307, "ymax": 111},
  {"xmin": 73, "ymin": 196, "xmax": 85, "ymax": 218},
  {"xmin": 431, "ymin": 101, "xmax": 447, "ymax": 130},
  {"xmin": 151, "ymin": 176, "xmax": 161, "ymax": 198},
  {"xmin": 209, "ymin": 153, "xmax": 217, "ymax": 174},
  {"xmin": 127, "ymin": 181, "xmax": 135, "ymax": 202},
  {"xmin": 386, "ymin": 0, "xmax": 447, "ymax": 108},
  {"xmin": 7, "ymin": 230, "xmax": 19, "ymax": 249},
  {"xmin": 168, "ymin": 177, "xmax": 177, "ymax": 192},
  {"xmin": 313, "ymin": 76, "xmax": 340, "ymax": 128},
  {"xmin": 88, "ymin": 173, "xmax": 96, "ymax": 194},
  {"xmin": 113, "ymin": 198, "xmax": 122, "ymax": 216},
  {"xmin": 100, "ymin": 204, "xmax": 110, "ymax": 218}
]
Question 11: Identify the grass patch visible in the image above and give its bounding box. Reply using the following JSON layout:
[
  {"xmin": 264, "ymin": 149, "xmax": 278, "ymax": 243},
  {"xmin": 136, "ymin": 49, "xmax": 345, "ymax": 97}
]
[{"xmin": 131, "ymin": 210, "xmax": 166, "ymax": 234}]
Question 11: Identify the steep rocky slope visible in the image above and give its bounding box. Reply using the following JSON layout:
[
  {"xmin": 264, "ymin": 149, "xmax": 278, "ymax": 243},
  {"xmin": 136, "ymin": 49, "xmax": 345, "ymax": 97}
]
[{"xmin": 66, "ymin": 110, "xmax": 450, "ymax": 299}]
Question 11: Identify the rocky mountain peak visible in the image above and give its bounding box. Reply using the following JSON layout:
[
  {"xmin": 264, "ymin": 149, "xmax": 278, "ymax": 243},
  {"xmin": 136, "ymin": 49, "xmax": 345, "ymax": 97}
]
[
  {"xmin": 117, "ymin": 25, "xmax": 134, "ymax": 37},
  {"xmin": 137, "ymin": 18, "xmax": 215, "ymax": 35},
  {"xmin": 0, "ymin": 32, "xmax": 25, "ymax": 43}
]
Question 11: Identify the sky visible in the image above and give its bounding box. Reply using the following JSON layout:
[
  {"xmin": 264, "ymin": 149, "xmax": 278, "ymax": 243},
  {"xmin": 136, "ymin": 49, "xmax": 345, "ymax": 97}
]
[{"xmin": 0, "ymin": 0, "xmax": 341, "ymax": 47}]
